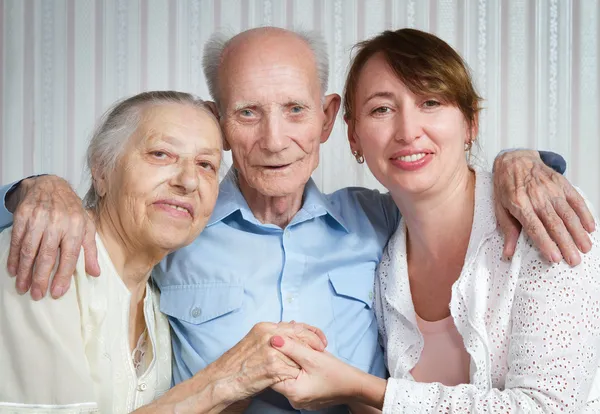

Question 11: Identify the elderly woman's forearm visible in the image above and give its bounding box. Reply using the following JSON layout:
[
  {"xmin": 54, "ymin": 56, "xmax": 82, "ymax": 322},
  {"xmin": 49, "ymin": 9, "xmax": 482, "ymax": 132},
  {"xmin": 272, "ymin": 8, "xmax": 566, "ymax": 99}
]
[{"xmin": 132, "ymin": 369, "xmax": 234, "ymax": 414}]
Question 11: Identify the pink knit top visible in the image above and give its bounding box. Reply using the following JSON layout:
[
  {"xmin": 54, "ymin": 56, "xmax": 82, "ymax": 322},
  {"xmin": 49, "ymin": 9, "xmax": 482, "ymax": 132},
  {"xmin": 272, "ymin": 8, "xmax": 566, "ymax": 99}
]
[{"xmin": 410, "ymin": 314, "xmax": 471, "ymax": 386}]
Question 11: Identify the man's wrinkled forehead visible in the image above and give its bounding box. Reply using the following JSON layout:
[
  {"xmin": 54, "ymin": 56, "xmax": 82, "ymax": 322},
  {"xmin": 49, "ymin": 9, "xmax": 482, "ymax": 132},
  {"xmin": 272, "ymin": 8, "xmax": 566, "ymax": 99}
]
[{"xmin": 219, "ymin": 33, "xmax": 321, "ymax": 101}]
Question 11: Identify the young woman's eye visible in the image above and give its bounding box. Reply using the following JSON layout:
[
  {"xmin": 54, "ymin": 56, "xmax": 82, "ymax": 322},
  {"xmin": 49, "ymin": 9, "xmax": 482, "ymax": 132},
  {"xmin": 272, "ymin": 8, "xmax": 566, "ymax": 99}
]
[
  {"xmin": 372, "ymin": 106, "xmax": 391, "ymax": 114},
  {"xmin": 422, "ymin": 99, "xmax": 441, "ymax": 108}
]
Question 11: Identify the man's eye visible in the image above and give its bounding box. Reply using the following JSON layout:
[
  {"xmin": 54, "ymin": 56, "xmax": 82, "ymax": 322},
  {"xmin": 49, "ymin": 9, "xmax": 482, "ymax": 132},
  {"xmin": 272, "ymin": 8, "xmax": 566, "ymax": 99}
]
[
  {"xmin": 240, "ymin": 109, "xmax": 254, "ymax": 117},
  {"xmin": 290, "ymin": 106, "xmax": 303, "ymax": 114},
  {"xmin": 151, "ymin": 151, "xmax": 168, "ymax": 159}
]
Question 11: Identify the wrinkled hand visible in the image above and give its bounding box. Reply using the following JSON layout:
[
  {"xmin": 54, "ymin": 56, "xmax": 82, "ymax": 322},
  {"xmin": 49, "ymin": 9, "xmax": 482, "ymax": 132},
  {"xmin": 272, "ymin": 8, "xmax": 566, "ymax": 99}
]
[
  {"xmin": 209, "ymin": 322, "xmax": 328, "ymax": 405},
  {"xmin": 493, "ymin": 150, "xmax": 595, "ymax": 266},
  {"xmin": 270, "ymin": 336, "xmax": 365, "ymax": 411},
  {"xmin": 6, "ymin": 175, "xmax": 99, "ymax": 300}
]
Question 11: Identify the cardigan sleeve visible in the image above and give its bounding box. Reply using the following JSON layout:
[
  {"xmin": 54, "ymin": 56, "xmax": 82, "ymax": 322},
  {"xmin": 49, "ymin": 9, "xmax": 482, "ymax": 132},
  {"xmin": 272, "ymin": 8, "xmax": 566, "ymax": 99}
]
[
  {"xmin": 0, "ymin": 228, "xmax": 98, "ymax": 412},
  {"xmin": 381, "ymin": 228, "xmax": 600, "ymax": 413}
]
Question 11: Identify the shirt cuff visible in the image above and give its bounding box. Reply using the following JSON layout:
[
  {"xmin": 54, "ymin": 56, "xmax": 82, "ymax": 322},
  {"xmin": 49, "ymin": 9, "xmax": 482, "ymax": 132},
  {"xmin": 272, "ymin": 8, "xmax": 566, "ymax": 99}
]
[
  {"xmin": 539, "ymin": 150, "xmax": 567, "ymax": 175},
  {"xmin": 495, "ymin": 149, "xmax": 567, "ymax": 175},
  {"xmin": 0, "ymin": 181, "xmax": 20, "ymax": 229}
]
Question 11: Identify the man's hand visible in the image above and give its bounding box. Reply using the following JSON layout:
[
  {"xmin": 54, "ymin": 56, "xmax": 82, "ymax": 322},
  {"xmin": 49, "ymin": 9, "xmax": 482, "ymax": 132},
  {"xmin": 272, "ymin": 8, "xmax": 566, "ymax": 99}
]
[
  {"xmin": 493, "ymin": 150, "xmax": 596, "ymax": 266},
  {"xmin": 6, "ymin": 175, "xmax": 99, "ymax": 300}
]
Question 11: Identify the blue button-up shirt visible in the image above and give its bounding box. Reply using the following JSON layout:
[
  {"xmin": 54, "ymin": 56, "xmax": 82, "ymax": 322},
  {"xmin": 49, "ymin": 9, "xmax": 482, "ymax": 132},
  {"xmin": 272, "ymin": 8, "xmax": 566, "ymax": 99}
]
[{"xmin": 153, "ymin": 171, "xmax": 399, "ymax": 413}]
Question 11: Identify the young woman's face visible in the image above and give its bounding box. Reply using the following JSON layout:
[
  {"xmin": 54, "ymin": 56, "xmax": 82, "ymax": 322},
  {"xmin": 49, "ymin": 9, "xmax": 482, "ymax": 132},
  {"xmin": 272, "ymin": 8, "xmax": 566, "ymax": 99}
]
[{"xmin": 348, "ymin": 53, "xmax": 475, "ymax": 198}]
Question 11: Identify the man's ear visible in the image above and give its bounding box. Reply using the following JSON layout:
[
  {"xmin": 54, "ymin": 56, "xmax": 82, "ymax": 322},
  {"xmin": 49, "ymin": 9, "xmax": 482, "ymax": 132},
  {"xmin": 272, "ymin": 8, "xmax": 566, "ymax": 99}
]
[
  {"xmin": 204, "ymin": 101, "xmax": 220, "ymax": 119},
  {"xmin": 320, "ymin": 93, "xmax": 342, "ymax": 144},
  {"xmin": 204, "ymin": 101, "xmax": 231, "ymax": 151},
  {"xmin": 344, "ymin": 115, "xmax": 362, "ymax": 156}
]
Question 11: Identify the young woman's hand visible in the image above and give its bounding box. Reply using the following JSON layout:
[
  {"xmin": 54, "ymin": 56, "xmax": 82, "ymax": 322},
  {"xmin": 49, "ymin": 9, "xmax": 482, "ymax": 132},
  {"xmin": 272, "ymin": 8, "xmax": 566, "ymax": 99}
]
[{"xmin": 270, "ymin": 335, "xmax": 386, "ymax": 411}]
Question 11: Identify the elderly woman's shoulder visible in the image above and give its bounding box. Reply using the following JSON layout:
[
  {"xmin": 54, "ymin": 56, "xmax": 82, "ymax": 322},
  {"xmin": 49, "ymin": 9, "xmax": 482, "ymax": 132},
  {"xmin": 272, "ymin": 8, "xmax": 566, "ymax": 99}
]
[{"xmin": 0, "ymin": 226, "xmax": 90, "ymax": 293}]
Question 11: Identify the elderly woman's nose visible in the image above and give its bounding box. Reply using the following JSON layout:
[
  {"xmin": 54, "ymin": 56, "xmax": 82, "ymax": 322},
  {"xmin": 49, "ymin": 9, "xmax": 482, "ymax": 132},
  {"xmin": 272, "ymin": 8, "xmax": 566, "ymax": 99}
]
[{"xmin": 171, "ymin": 159, "xmax": 199, "ymax": 193}]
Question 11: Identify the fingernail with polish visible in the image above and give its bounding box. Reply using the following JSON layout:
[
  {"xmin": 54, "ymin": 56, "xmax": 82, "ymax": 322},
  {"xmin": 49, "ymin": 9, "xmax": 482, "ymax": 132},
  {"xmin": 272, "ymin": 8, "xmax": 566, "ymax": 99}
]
[{"xmin": 271, "ymin": 336, "xmax": 285, "ymax": 348}]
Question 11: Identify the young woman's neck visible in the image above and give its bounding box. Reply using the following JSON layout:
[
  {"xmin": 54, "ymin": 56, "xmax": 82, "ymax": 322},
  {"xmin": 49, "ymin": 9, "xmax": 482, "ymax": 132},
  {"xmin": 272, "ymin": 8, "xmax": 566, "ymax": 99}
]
[{"xmin": 392, "ymin": 167, "xmax": 476, "ymax": 261}]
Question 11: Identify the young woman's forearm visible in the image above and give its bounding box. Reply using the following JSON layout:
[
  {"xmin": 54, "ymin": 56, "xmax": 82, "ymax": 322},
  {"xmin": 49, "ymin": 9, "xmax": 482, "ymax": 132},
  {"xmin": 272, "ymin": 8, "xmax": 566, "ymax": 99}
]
[{"xmin": 353, "ymin": 371, "xmax": 387, "ymax": 410}]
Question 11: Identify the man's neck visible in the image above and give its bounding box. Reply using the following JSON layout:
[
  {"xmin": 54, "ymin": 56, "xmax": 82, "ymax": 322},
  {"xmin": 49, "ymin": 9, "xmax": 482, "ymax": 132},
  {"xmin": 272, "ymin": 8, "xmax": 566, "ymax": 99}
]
[{"xmin": 237, "ymin": 174, "xmax": 304, "ymax": 228}]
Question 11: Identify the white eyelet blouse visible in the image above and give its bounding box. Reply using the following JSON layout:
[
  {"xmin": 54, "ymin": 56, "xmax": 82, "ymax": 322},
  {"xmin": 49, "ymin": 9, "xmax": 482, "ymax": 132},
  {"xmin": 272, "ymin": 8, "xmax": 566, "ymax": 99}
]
[{"xmin": 375, "ymin": 171, "xmax": 600, "ymax": 413}]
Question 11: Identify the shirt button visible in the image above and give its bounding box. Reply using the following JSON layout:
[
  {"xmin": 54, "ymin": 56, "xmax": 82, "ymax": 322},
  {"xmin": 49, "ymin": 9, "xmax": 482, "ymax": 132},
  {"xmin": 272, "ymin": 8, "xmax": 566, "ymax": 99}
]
[
  {"xmin": 286, "ymin": 294, "xmax": 295, "ymax": 304},
  {"xmin": 138, "ymin": 383, "xmax": 148, "ymax": 391},
  {"xmin": 191, "ymin": 307, "xmax": 202, "ymax": 318}
]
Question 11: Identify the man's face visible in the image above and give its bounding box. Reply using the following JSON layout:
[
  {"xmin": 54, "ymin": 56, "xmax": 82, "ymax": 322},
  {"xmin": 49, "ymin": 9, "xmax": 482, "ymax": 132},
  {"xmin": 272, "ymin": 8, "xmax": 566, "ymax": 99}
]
[{"xmin": 218, "ymin": 33, "xmax": 338, "ymax": 198}]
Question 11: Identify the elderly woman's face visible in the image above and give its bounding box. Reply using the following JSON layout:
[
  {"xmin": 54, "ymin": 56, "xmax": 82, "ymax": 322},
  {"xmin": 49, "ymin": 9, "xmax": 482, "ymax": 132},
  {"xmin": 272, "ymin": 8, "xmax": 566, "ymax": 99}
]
[{"xmin": 103, "ymin": 103, "xmax": 221, "ymax": 252}]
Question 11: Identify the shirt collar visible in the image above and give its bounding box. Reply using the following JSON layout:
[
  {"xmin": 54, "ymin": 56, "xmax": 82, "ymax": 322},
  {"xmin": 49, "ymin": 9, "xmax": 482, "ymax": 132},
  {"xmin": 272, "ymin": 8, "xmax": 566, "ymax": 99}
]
[{"xmin": 207, "ymin": 169, "xmax": 349, "ymax": 232}]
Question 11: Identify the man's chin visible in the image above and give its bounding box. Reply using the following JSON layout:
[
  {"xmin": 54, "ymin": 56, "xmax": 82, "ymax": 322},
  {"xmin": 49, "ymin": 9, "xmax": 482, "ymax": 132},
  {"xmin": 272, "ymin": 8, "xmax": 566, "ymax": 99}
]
[{"xmin": 250, "ymin": 177, "xmax": 310, "ymax": 198}]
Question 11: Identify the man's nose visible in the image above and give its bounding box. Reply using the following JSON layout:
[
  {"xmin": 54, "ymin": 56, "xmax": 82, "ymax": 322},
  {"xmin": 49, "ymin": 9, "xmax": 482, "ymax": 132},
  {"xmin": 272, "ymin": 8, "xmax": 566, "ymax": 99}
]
[{"xmin": 259, "ymin": 113, "xmax": 290, "ymax": 153}]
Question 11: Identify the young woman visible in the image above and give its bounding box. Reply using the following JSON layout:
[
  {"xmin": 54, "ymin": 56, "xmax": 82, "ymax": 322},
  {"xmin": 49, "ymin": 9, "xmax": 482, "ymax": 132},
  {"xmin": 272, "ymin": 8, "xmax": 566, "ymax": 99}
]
[{"xmin": 268, "ymin": 29, "xmax": 600, "ymax": 413}]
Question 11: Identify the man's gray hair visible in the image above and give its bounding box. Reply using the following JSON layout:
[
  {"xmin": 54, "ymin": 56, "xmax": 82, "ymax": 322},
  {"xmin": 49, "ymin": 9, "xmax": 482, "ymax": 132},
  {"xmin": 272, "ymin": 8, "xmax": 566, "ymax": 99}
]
[
  {"xmin": 202, "ymin": 28, "xmax": 330, "ymax": 111},
  {"xmin": 83, "ymin": 91, "xmax": 215, "ymax": 213}
]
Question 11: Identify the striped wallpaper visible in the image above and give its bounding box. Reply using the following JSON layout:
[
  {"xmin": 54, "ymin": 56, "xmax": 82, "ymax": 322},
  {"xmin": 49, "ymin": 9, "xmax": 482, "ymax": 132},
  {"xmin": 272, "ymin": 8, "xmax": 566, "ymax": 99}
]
[{"xmin": 1, "ymin": 0, "xmax": 599, "ymax": 210}]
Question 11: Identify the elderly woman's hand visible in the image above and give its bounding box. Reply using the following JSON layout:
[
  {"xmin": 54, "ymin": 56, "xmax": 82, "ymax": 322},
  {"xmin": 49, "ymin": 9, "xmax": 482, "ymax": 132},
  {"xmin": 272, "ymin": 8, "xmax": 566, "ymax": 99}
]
[
  {"xmin": 6, "ymin": 175, "xmax": 99, "ymax": 300},
  {"xmin": 493, "ymin": 150, "xmax": 596, "ymax": 266}
]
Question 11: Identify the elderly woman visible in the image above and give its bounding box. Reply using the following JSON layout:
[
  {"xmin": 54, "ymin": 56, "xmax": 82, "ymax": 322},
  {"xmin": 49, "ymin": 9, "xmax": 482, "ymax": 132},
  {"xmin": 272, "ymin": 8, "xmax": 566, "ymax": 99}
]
[
  {"xmin": 0, "ymin": 91, "xmax": 325, "ymax": 413},
  {"xmin": 268, "ymin": 29, "xmax": 600, "ymax": 413}
]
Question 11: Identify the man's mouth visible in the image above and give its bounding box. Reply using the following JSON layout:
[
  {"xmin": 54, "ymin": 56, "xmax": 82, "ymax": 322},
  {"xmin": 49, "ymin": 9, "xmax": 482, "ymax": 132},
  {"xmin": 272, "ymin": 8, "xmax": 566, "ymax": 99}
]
[{"xmin": 262, "ymin": 163, "xmax": 292, "ymax": 170}]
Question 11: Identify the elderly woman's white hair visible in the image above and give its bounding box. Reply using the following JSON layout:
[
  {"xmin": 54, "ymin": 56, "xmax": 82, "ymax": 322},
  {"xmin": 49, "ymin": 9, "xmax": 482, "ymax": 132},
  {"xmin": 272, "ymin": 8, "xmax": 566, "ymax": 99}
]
[{"xmin": 83, "ymin": 91, "xmax": 217, "ymax": 213}]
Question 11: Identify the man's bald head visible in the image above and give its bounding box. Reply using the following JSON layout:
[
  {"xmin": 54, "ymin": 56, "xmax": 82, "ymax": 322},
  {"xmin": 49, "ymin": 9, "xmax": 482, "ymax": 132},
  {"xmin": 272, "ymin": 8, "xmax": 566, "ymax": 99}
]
[{"xmin": 202, "ymin": 27, "xmax": 329, "ymax": 111}]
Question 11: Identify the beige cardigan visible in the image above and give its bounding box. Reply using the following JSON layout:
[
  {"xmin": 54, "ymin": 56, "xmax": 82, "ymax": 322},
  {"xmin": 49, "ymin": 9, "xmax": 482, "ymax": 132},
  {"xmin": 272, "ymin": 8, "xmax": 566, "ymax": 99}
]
[{"xmin": 0, "ymin": 230, "xmax": 172, "ymax": 413}]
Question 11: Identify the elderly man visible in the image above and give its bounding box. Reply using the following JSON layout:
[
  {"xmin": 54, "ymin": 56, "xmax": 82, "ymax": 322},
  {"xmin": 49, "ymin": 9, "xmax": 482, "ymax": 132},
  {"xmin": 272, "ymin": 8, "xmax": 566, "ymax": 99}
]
[{"xmin": 0, "ymin": 27, "xmax": 595, "ymax": 413}]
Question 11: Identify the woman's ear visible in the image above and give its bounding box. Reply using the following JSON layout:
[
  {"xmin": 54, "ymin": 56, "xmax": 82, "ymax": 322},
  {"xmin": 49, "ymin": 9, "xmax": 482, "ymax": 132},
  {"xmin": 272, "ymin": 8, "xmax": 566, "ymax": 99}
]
[
  {"xmin": 345, "ymin": 116, "xmax": 362, "ymax": 156},
  {"xmin": 92, "ymin": 167, "xmax": 107, "ymax": 198},
  {"xmin": 470, "ymin": 112, "xmax": 480, "ymax": 142}
]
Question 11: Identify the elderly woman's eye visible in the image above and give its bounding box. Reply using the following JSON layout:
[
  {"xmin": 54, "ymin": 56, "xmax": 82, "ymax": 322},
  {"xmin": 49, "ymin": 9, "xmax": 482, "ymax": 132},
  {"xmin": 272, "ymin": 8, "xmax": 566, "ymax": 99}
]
[{"xmin": 197, "ymin": 161, "xmax": 216, "ymax": 171}]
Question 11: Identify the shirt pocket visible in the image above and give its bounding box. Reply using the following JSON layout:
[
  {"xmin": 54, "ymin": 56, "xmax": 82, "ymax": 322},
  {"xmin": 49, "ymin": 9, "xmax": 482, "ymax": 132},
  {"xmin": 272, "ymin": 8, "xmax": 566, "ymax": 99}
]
[
  {"xmin": 328, "ymin": 263, "xmax": 382, "ymax": 373},
  {"xmin": 159, "ymin": 284, "xmax": 244, "ymax": 324}
]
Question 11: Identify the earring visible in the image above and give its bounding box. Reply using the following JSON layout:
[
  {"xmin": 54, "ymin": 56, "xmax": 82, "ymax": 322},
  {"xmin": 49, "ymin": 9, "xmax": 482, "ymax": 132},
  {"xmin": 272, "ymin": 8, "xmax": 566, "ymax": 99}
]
[
  {"xmin": 464, "ymin": 141, "xmax": 472, "ymax": 152},
  {"xmin": 352, "ymin": 150, "xmax": 365, "ymax": 164}
]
